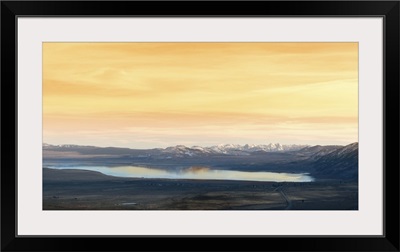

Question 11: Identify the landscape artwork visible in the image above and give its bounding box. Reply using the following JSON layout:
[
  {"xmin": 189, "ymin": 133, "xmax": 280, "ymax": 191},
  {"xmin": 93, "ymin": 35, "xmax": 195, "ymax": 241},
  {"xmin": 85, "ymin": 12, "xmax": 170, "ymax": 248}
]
[{"xmin": 43, "ymin": 42, "xmax": 358, "ymax": 210}]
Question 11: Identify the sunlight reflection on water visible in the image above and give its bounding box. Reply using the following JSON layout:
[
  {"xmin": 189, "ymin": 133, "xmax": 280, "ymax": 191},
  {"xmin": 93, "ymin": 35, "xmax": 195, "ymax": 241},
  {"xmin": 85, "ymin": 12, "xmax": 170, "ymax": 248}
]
[{"xmin": 47, "ymin": 165, "xmax": 314, "ymax": 182}]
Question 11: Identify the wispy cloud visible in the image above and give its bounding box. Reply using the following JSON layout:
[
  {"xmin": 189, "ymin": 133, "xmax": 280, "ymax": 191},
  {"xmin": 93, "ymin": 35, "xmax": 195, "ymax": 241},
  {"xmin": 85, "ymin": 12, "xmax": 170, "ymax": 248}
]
[{"xmin": 43, "ymin": 42, "xmax": 358, "ymax": 148}]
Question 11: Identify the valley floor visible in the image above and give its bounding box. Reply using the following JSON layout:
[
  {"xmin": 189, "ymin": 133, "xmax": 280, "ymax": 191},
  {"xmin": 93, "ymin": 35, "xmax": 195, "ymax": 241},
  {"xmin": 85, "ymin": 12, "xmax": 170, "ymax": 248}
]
[{"xmin": 43, "ymin": 168, "xmax": 358, "ymax": 210}]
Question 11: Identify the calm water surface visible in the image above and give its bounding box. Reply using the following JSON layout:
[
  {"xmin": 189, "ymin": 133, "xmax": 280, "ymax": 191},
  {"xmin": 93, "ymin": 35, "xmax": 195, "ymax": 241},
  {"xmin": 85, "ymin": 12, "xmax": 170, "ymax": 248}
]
[{"xmin": 47, "ymin": 165, "xmax": 314, "ymax": 182}]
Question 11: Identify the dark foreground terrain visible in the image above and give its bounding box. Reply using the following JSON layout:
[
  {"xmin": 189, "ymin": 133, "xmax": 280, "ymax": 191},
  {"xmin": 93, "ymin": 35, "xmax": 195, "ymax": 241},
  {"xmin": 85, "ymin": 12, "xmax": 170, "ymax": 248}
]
[{"xmin": 43, "ymin": 168, "xmax": 358, "ymax": 210}]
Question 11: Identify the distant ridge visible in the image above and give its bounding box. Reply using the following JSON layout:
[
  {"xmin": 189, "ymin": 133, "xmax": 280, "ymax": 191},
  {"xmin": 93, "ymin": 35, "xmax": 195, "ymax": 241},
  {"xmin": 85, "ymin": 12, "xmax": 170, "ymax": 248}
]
[
  {"xmin": 43, "ymin": 142, "xmax": 309, "ymax": 152},
  {"xmin": 312, "ymin": 142, "xmax": 358, "ymax": 180},
  {"xmin": 43, "ymin": 143, "xmax": 312, "ymax": 158}
]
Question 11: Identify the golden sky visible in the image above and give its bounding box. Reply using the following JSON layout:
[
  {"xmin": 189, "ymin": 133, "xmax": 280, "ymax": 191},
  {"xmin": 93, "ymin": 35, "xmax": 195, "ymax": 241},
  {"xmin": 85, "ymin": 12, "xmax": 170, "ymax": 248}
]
[{"xmin": 43, "ymin": 42, "xmax": 358, "ymax": 148}]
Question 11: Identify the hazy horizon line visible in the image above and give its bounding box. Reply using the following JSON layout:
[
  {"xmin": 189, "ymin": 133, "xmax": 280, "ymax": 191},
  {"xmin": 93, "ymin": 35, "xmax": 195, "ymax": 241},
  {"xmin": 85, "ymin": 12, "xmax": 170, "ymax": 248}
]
[{"xmin": 43, "ymin": 141, "xmax": 358, "ymax": 150}]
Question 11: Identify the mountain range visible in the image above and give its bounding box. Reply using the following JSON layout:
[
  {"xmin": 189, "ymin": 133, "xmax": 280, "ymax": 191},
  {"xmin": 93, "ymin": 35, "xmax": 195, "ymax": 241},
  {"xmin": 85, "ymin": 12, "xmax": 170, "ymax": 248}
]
[
  {"xmin": 43, "ymin": 143, "xmax": 308, "ymax": 156},
  {"xmin": 43, "ymin": 142, "xmax": 358, "ymax": 181}
]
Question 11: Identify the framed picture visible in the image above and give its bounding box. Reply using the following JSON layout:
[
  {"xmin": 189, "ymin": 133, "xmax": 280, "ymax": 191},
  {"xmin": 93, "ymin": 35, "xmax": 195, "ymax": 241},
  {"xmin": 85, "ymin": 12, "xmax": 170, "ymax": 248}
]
[{"xmin": 1, "ymin": 1, "xmax": 399, "ymax": 251}]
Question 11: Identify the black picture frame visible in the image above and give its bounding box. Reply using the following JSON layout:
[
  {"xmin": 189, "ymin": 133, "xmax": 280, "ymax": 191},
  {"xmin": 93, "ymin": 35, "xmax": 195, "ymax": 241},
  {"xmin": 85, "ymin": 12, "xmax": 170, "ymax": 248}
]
[{"xmin": 1, "ymin": 1, "xmax": 399, "ymax": 251}]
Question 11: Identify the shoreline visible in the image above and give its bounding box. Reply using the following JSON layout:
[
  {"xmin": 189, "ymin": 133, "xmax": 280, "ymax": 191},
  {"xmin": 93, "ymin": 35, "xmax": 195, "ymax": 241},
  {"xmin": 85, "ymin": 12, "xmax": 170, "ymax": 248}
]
[
  {"xmin": 43, "ymin": 166, "xmax": 315, "ymax": 183},
  {"xmin": 43, "ymin": 168, "xmax": 358, "ymax": 210}
]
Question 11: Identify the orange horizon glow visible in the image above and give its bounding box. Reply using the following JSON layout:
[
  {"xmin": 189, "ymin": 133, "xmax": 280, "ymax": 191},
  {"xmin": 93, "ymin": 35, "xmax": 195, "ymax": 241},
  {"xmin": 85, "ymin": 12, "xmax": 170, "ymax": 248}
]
[{"xmin": 43, "ymin": 42, "xmax": 358, "ymax": 149}]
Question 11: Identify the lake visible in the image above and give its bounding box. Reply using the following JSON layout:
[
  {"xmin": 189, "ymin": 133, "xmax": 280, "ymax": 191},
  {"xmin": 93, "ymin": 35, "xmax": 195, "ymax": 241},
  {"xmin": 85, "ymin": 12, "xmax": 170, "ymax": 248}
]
[{"xmin": 46, "ymin": 165, "xmax": 314, "ymax": 182}]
